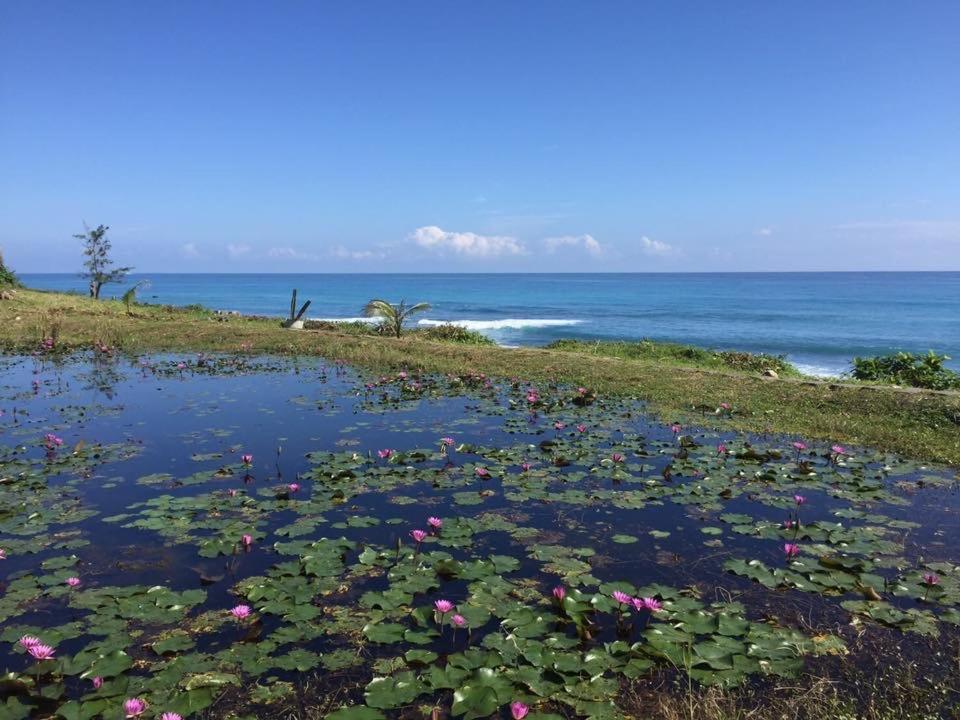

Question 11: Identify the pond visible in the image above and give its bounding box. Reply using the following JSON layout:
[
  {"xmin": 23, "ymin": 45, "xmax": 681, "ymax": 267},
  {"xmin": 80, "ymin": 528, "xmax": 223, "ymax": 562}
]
[{"xmin": 1, "ymin": 352, "xmax": 958, "ymax": 719}]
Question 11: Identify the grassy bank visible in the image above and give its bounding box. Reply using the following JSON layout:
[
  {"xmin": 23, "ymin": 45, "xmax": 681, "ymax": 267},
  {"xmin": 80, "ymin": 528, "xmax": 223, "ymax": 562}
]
[{"xmin": 2, "ymin": 287, "xmax": 959, "ymax": 463}]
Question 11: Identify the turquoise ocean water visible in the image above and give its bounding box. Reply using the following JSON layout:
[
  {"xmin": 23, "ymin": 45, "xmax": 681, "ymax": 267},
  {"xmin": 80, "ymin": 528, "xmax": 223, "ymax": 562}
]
[{"xmin": 21, "ymin": 273, "xmax": 960, "ymax": 377}]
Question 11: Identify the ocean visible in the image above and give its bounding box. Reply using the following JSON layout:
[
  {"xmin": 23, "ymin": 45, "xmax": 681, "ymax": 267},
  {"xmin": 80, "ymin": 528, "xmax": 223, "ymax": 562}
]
[{"xmin": 20, "ymin": 272, "xmax": 960, "ymax": 377}]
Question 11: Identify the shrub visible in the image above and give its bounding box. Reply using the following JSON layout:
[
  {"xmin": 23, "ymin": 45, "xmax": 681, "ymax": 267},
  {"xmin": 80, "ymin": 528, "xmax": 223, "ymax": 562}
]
[
  {"xmin": 0, "ymin": 252, "xmax": 20, "ymax": 287},
  {"xmin": 850, "ymin": 351, "xmax": 960, "ymax": 390},
  {"xmin": 415, "ymin": 324, "xmax": 495, "ymax": 345}
]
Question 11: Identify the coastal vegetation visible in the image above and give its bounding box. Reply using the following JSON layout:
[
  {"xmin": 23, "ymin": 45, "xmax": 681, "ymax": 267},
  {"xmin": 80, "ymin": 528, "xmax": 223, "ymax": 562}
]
[
  {"xmin": 74, "ymin": 224, "xmax": 132, "ymax": 299},
  {"xmin": 363, "ymin": 299, "xmax": 433, "ymax": 338},
  {"xmin": 851, "ymin": 350, "xmax": 960, "ymax": 391},
  {"xmin": 0, "ymin": 251, "xmax": 21, "ymax": 288},
  {"xmin": 1, "ymin": 288, "xmax": 959, "ymax": 463},
  {"xmin": 546, "ymin": 339, "xmax": 800, "ymax": 377}
]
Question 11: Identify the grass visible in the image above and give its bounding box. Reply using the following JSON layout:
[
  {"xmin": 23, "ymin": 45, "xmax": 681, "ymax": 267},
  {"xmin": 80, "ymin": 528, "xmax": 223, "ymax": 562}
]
[{"xmin": 2, "ymin": 287, "xmax": 959, "ymax": 463}]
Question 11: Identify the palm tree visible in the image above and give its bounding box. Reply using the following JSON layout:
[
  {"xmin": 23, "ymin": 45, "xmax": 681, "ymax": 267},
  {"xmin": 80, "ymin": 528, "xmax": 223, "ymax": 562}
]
[{"xmin": 363, "ymin": 299, "xmax": 431, "ymax": 338}]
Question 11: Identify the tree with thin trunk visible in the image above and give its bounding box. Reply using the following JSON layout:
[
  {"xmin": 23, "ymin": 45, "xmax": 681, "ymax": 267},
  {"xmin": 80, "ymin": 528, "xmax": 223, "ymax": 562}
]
[
  {"xmin": 74, "ymin": 224, "xmax": 132, "ymax": 299},
  {"xmin": 362, "ymin": 299, "xmax": 431, "ymax": 338}
]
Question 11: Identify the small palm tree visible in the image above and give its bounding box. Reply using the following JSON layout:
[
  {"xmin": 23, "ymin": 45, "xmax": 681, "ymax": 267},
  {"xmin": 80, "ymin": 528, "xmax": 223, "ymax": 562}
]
[{"xmin": 363, "ymin": 299, "xmax": 431, "ymax": 338}]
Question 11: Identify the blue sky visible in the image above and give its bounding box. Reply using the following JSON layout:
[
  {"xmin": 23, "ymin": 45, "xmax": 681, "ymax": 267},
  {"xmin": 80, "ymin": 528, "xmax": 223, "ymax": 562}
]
[{"xmin": 1, "ymin": 2, "xmax": 958, "ymax": 273}]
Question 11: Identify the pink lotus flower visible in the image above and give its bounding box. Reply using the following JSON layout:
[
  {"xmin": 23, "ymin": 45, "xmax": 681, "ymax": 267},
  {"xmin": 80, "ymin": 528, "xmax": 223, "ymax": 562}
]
[
  {"xmin": 554, "ymin": 421, "xmax": 565, "ymax": 430},
  {"xmin": 640, "ymin": 597, "xmax": 663, "ymax": 612},
  {"xmin": 241, "ymin": 534, "xmax": 253, "ymax": 547},
  {"xmin": 792, "ymin": 441, "xmax": 807, "ymax": 451},
  {"xmin": 451, "ymin": 614, "xmax": 467, "ymax": 627},
  {"xmin": 671, "ymin": 424, "xmax": 681, "ymax": 434},
  {"xmin": 923, "ymin": 572, "xmax": 941, "ymax": 586},
  {"xmin": 27, "ymin": 644, "xmax": 55, "ymax": 661},
  {"xmin": 511, "ymin": 701, "xmax": 529, "ymax": 720},
  {"xmin": 475, "ymin": 466, "xmax": 490, "ymax": 478},
  {"xmin": 287, "ymin": 482, "xmax": 300, "ymax": 493},
  {"xmin": 19, "ymin": 635, "xmax": 42, "ymax": 649},
  {"xmin": 784, "ymin": 543, "xmax": 800, "ymax": 559},
  {"xmin": 241, "ymin": 453, "xmax": 253, "ymax": 465},
  {"xmin": 66, "ymin": 577, "xmax": 81, "ymax": 587},
  {"xmin": 230, "ymin": 604, "xmax": 252, "ymax": 620},
  {"xmin": 427, "ymin": 516, "xmax": 443, "ymax": 530},
  {"xmin": 377, "ymin": 449, "xmax": 394, "ymax": 460},
  {"xmin": 92, "ymin": 676, "xmax": 104, "ymax": 689},
  {"xmin": 410, "ymin": 529, "xmax": 427, "ymax": 543},
  {"xmin": 440, "ymin": 437, "xmax": 455, "ymax": 446},
  {"xmin": 612, "ymin": 590, "xmax": 632, "ymax": 605},
  {"xmin": 793, "ymin": 495, "xmax": 805, "ymax": 505},
  {"xmin": 611, "ymin": 453, "xmax": 624, "ymax": 463},
  {"xmin": 831, "ymin": 445, "xmax": 846, "ymax": 456},
  {"xmin": 552, "ymin": 586, "xmax": 566, "ymax": 602},
  {"xmin": 123, "ymin": 697, "xmax": 148, "ymax": 717},
  {"xmin": 576, "ymin": 424, "xmax": 586, "ymax": 433},
  {"xmin": 160, "ymin": 714, "xmax": 183, "ymax": 720},
  {"xmin": 434, "ymin": 599, "xmax": 455, "ymax": 614}
]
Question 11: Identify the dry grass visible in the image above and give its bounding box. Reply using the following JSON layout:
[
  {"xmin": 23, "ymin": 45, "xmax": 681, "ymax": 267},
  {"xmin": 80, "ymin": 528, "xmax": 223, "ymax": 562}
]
[{"xmin": 2, "ymin": 288, "xmax": 960, "ymax": 463}]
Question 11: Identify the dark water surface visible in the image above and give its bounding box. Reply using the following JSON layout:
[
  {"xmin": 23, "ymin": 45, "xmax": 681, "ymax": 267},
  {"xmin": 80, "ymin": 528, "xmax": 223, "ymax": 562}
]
[{"xmin": 1, "ymin": 353, "xmax": 958, "ymax": 718}]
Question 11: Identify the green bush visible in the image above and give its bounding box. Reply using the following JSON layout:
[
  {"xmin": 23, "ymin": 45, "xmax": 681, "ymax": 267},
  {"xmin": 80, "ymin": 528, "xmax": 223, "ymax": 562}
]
[
  {"xmin": 850, "ymin": 351, "xmax": 960, "ymax": 390},
  {"xmin": 414, "ymin": 324, "xmax": 495, "ymax": 345},
  {"xmin": 0, "ymin": 253, "xmax": 20, "ymax": 287}
]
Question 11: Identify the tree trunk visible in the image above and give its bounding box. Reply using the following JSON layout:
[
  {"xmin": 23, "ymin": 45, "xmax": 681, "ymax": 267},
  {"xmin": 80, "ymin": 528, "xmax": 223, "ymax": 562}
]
[{"xmin": 92, "ymin": 281, "xmax": 102, "ymax": 299}]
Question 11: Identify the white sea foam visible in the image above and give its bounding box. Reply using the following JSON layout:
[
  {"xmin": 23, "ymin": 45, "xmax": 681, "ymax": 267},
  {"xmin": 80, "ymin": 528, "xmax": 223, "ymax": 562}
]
[
  {"xmin": 417, "ymin": 318, "xmax": 582, "ymax": 331},
  {"xmin": 794, "ymin": 363, "xmax": 842, "ymax": 379}
]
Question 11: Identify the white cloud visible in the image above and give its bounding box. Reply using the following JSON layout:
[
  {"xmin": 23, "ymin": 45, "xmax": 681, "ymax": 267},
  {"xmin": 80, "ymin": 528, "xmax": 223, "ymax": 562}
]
[
  {"xmin": 410, "ymin": 225, "xmax": 527, "ymax": 257},
  {"xmin": 331, "ymin": 245, "xmax": 385, "ymax": 261},
  {"xmin": 181, "ymin": 243, "xmax": 200, "ymax": 258},
  {"xmin": 640, "ymin": 236, "xmax": 676, "ymax": 257},
  {"xmin": 755, "ymin": 227, "xmax": 773, "ymax": 237},
  {"xmin": 543, "ymin": 234, "xmax": 603, "ymax": 257},
  {"xmin": 268, "ymin": 247, "xmax": 320, "ymax": 261},
  {"xmin": 226, "ymin": 243, "xmax": 251, "ymax": 259}
]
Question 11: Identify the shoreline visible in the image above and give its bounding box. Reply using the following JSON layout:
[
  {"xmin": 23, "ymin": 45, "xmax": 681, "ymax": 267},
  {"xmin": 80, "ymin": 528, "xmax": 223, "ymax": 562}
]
[{"xmin": 1, "ymin": 287, "xmax": 958, "ymax": 463}]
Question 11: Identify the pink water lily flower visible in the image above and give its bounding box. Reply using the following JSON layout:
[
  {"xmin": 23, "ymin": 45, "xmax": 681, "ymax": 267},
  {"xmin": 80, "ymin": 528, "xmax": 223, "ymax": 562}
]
[
  {"xmin": 0, "ymin": 548, "xmax": 6, "ymax": 560},
  {"xmin": 441, "ymin": 437, "xmax": 455, "ymax": 446},
  {"xmin": 793, "ymin": 495, "xmax": 805, "ymax": 505},
  {"xmin": 719, "ymin": 402, "xmax": 731, "ymax": 410},
  {"xmin": 784, "ymin": 543, "xmax": 800, "ymax": 558},
  {"xmin": 410, "ymin": 529, "xmax": 427, "ymax": 543},
  {"xmin": 377, "ymin": 449, "xmax": 394, "ymax": 459},
  {"xmin": 230, "ymin": 604, "xmax": 252, "ymax": 620},
  {"xmin": 831, "ymin": 444, "xmax": 846, "ymax": 455},
  {"xmin": 526, "ymin": 392, "xmax": 539, "ymax": 404},
  {"xmin": 552, "ymin": 586, "xmax": 566, "ymax": 602},
  {"xmin": 19, "ymin": 635, "xmax": 42, "ymax": 649},
  {"xmin": 576, "ymin": 424, "xmax": 586, "ymax": 433},
  {"xmin": 123, "ymin": 697, "xmax": 148, "ymax": 717},
  {"xmin": 160, "ymin": 714, "xmax": 183, "ymax": 720},
  {"xmin": 520, "ymin": 462, "xmax": 532, "ymax": 472},
  {"xmin": 783, "ymin": 519, "xmax": 795, "ymax": 529},
  {"xmin": 577, "ymin": 387, "xmax": 587, "ymax": 395},
  {"xmin": 451, "ymin": 614, "xmax": 467, "ymax": 627},
  {"xmin": 227, "ymin": 488, "xmax": 238, "ymax": 497},
  {"xmin": 641, "ymin": 597, "xmax": 663, "ymax": 612},
  {"xmin": 427, "ymin": 516, "xmax": 443, "ymax": 530},
  {"xmin": 611, "ymin": 453, "xmax": 624, "ymax": 464},
  {"xmin": 922, "ymin": 572, "xmax": 941, "ymax": 586},
  {"xmin": 434, "ymin": 599, "xmax": 455, "ymax": 614},
  {"xmin": 287, "ymin": 482, "xmax": 300, "ymax": 493},
  {"xmin": 241, "ymin": 453, "xmax": 253, "ymax": 465},
  {"xmin": 792, "ymin": 441, "xmax": 807, "ymax": 451},
  {"xmin": 475, "ymin": 466, "xmax": 490, "ymax": 478},
  {"xmin": 92, "ymin": 676, "xmax": 104, "ymax": 689},
  {"xmin": 717, "ymin": 443, "xmax": 727, "ymax": 455},
  {"xmin": 241, "ymin": 534, "xmax": 253, "ymax": 547},
  {"xmin": 511, "ymin": 701, "xmax": 529, "ymax": 720},
  {"xmin": 44, "ymin": 433, "xmax": 63, "ymax": 448},
  {"xmin": 612, "ymin": 590, "xmax": 632, "ymax": 605},
  {"xmin": 554, "ymin": 421, "xmax": 566, "ymax": 430},
  {"xmin": 27, "ymin": 644, "xmax": 56, "ymax": 661},
  {"xmin": 66, "ymin": 577, "xmax": 81, "ymax": 587},
  {"xmin": 671, "ymin": 424, "xmax": 681, "ymax": 434}
]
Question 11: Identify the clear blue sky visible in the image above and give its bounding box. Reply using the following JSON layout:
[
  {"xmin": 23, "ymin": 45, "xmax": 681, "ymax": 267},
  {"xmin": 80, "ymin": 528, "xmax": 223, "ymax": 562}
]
[{"xmin": 2, "ymin": 2, "xmax": 958, "ymax": 272}]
